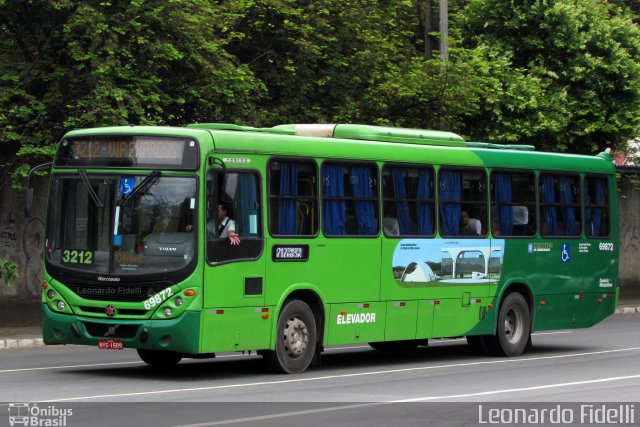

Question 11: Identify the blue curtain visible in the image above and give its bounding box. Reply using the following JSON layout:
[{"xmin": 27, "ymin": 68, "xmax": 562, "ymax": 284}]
[
  {"xmin": 593, "ymin": 179, "xmax": 605, "ymax": 236},
  {"xmin": 239, "ymin": 174, "xmax": 258, "ymax": 237},
  {"xmin": 495, "ymin": 173, "xmax": 514, "ymax": 235},
  {"xmin": 351, "ymin": 166, "xmax": 376, "ymax": 235},
  {"xmin": 439, "ymin": 170, "xmax": 461, "ymax": 235},
  {"xmin": 416, "ymin": 170, "xmax": 433, "ymax": 235},
  {"xmin": 560, "ymin": 176, "xmax": 577, "ymax": 235},
  {"xmin": 278, "ymin": 162, "xmax": 298, "ymax": 234},
  {"xmin": 587, "ymin": 178, "xmax": 605, "ymax": 236},
  {"xmin": 391, "ymin": 168, "xmax": 412, "ymax": 234},
  {"xmin": 584, "ymin": 181, "xmax": 592, "ymax": 235},
  {"xmin": 322, "ymin": 165, "xmax": 346, "ymax": 235},
  {"xmin": 541, "ymin": 175, "xmax": 557, "ymax": 235}
]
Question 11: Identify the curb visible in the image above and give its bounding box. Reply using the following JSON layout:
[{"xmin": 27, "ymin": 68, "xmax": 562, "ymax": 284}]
[
  {"xmin": 0, "ymin": 338, "xmax": 44, "ymax": 350},
  {"xmin": 0, "ymin": 307, "xmax": 638, "ymax": 350},
  {"xmin": 615, "ymin": 306, "xmax": 640, "ymax": 314}
]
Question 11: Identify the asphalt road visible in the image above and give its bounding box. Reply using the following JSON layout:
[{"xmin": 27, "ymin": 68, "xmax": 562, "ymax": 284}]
[{"xmin": 1, "ymin": 314, "xmax": 639, "ymax": 427}]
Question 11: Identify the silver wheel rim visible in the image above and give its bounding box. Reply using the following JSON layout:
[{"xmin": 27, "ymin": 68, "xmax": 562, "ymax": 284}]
[
  {"xmin": 283, "ymin": 316, "xmax": 309, "ymax": 358},
  {"xmin": 504, "ymin": 306, "xmax": 524, "ymax": 344}
]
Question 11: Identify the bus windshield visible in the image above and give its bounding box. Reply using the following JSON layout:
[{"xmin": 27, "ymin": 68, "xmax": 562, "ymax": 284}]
[{"xmin": 46, "ymin": 174, "xmax": 197, "ymax": 276}]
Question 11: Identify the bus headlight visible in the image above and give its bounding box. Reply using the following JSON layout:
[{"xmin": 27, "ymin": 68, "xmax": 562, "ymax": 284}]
[
  {"xmin": 175, "ymin": 297, "xmax": 183, "ymax": 307},
  {"xmin": 57, "ymin": 301, "xmax": 66, "ymax": 311},
  {"xmin": 47, "ymin": 290, "xmax": 56, "ymax": 299},
  {"xmin": 163, "ymin": 307, "xmax": 173, "ymax": 317}
]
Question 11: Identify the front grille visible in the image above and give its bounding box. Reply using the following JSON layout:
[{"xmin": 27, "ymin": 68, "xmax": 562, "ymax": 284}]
[
  {"xmin": 66, "ymin": 282, "xmax": 169, "ymax": 302},
  {"xmin": 83, "ymin": 322, "xmax": 139, "ymax": 338},
  {"xmin": 79, "ymin": 306, "xmax": 148, "ymax": 316}
]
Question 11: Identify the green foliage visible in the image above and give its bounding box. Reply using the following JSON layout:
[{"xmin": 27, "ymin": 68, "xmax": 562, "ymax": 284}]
[
  {"xmin": 454, "ymin": 0, "xmax": 640, "ymax": 153},
  {"xmin": 1, "ymin": 0, "xmax": 639, "ymax": 178},
  {"xmin": 0, "ymin": 258, "xmax": 18, "ymax": 287},
  {"xmin": 0, "ymin": 0, "xmax": 262, "ymax": 187}
]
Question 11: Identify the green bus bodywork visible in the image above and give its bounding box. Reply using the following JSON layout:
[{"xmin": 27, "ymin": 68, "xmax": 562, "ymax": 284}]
[{"xmin": 41, "ymin": 124, "xmax": 619, "ymax": 372}]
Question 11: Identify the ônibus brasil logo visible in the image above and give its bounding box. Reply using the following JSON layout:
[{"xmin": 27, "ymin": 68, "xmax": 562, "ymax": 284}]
[{"xmin": 7, "ymin": 403, "xmax": 73, "ymax": 426}]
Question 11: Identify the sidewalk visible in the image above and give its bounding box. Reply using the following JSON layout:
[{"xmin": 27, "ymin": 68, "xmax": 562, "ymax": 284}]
[{"xmin": 1, "ymin": 291, "xmax": 639, "ymax": 350}]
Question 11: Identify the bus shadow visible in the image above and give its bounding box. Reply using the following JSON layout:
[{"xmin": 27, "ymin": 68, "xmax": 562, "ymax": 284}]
[{"xmin": 57, "ymin": 340, "xmax": 594, "ymax": 382}]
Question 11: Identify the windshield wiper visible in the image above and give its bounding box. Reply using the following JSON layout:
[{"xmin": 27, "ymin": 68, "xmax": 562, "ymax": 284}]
[
  {"xmin": 120, "ymin": 171, "xmax": 161, "ymax": 206},
  {"xmin": 78, "ymin": 169, "xmax": 104, "ymax": 208}
]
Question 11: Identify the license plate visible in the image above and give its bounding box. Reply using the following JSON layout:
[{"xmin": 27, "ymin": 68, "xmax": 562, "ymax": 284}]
[{"xmin": 98, "ymin": 339, "xmax": 124, "ymax": 350}]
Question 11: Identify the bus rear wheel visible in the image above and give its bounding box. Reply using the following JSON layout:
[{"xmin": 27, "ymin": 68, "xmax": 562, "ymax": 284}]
[
  {"xmin": 264, "ymin": 299, "xmax": 318, "ymax": 374},
  {"xmin": 485, "ymin": 292, "xmax": 531, "ymax": 356},
  {"xmin": 137, "ymin": 349, "xmax": 182, "ymax": 368}
]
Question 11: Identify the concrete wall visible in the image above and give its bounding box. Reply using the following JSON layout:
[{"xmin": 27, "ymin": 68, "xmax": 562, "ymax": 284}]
[
  {"xmin": 2, "ymin": 174, "xmax": 640, "ymax": 302},
  {"xmin": 0, "ymin": 177, "xmax": 48, "ymax": 300},
  {"xmin": 618, "ymin": 175, "xmax": 640, "ymax": 292}
]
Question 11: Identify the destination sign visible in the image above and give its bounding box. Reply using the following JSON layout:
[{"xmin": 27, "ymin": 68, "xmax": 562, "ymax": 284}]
[{"xmin": 55, "ymin": 136, "xmax": 199, "ymax": 170}]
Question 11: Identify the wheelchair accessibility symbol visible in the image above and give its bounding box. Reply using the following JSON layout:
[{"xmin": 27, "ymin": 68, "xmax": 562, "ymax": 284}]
[{"xmin": 561, "ymin": 243, "xmax": 570, "ymax": 263}]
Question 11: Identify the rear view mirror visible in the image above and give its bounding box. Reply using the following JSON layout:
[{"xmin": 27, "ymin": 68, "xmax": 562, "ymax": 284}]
[{"xmin": 25, "ymin": 162, "xmax": 52, "ymax": 217}]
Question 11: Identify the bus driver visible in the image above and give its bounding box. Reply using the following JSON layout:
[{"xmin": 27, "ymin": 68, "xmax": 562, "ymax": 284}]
[{"xmin": 217, "ymin": 203, "xmax": 240, "ymax": 245}]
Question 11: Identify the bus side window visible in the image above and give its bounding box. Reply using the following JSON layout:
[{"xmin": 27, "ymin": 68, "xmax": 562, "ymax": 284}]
[
  {"xmin": 321, "ymin": 162, "xmax": 379, "ymax": 237},
  {"xmin": 268, "ymin": 159, "xmax": 318, "ymax": 236},
  {"xmin": 584, "ymin": 175, "xmax": 610, "ymax": 237},
  {"xmin": 439, "ymin": 168, "xmax": 487, "ymax": 237},
  {"xmin": 381, "ymin": 165, "xmax": 435, "ymax": 237},
  {"xmin": 540, "ymin": 173, "xmax": 581, "ymax": 237},
  {"xmin": 490, "ymin": 171, "xmax": 536, "ymax": 237}
]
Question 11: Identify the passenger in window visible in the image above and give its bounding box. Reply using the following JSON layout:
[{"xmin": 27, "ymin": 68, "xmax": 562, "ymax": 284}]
[
  {"xmin": 460, "ymin": 210, "xmax": 481, "ymax": 236},
  {"xmin": 217, "ymin": 203, "xmax": 240, "ymax": 245},
  {"xmin": 491, "ymin": 220, "xmax": 501, "ymax": 237},
  {"xmin": 383, "ymin": 215, "xmax": 400, "ymax": 236}
]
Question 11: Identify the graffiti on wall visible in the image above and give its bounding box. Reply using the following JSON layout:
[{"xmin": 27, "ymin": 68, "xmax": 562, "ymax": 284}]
[
  {"xmin": 0, "ymin": 209, "xmax": 45, "ymax": 298},
  {"xmin": 22, "ymin": 217, "xmax": 45, "ymax": 296},
  {"xmin": 1, "ymin": 211, "xmax": 17, "ymax": 247}
]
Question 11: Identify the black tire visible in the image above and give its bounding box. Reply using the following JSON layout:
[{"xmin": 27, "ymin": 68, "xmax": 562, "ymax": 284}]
[
  {"xmin": 137, "ymin": 349, "xmax": 182, "ymax": 368},
  {"xmin": 369, "ymin": 340, "xmax": 419, "ymax": 353},
  {"xmin": 486, "ymin": 292, "xmax": 531, "ymax": 356},
  {"xmin": 264, "ymin": 300, "xmax": 318, "ymax": 374}
]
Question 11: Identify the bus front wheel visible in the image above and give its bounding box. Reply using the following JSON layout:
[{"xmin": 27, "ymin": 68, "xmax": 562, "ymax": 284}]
[
  {"xmin": 137, "ymin": 349, "xmax": 182, "ymax": 368},
  {"xmin": 264, "ymin": 299, "xmax": 318, "ymax": 374},
  {"xmin": 486, "ymin": 292, "xmax": 531, "ymax": 356}
]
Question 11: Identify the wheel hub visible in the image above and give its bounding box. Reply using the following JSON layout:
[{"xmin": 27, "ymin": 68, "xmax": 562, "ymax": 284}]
[
  {"xmin": 283, "ymin": 317, "xmax": 309, "ymax": 358},
  {"xmin": 504, "ymin": 308, "xmax": 523, "ymax": 344}
]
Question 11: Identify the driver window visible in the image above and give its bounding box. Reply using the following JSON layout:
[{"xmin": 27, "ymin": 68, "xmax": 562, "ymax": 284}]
[{"xmin": 206, "ymin": 169, "xmax": 263, "ymax": 263}]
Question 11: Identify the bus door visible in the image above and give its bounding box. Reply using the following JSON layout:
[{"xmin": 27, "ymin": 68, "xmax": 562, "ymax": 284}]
[{"xmin": 201, "ymin": 169, "xmax": 271, "ymax": 352}]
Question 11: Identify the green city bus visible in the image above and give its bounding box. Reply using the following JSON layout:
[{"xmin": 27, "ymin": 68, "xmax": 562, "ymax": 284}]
[{"xmin": 38, "ymin": 123, "xmax": 618, "ymax": 373}]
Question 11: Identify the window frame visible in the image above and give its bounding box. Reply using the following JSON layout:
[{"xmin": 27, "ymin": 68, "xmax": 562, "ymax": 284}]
[
  {"xmin": 583, "ymin": 173, "xmax": 611, "ymax": 239},
  {"xmin": 267, "ymin": 157, "xmax": 320, "ymax": 238},
  {"xmin": 205, "ymin": 167, "xmax": 264, "ymax": 265},
  {"xmin": 320, "ymin": 160, "xmax": 380, "ymax": 238},
  {"xmin": 538, "ymin": 171, "xmax": 583, "ymax": 238},
  {"xmin": 489, "ymin": 169, "xmax": 537, "ymax": 238},
  {"xmin": 437, "ymin": 166, "xmax": 488, "ymax": 238},
  {"xmin": 381, "ymin": 163, "xmax": 436, "ymax": 238}
]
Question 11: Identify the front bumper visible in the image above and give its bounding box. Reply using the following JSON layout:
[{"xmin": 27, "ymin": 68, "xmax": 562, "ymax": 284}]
[{"xmin": 42, "ymin": 304, "xmax": 201, "ymax": 355}]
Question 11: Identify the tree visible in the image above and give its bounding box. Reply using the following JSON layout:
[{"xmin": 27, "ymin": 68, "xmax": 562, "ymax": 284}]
[
  {"xmin": 454, "ymin": 0, "xmax": 640, "ymax": 153},
  {"xmin": 0, "ymin": 0, "xmax": 263, "ymax": 187}
]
